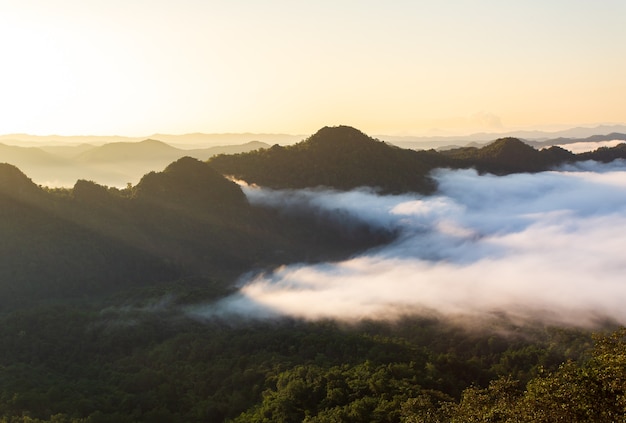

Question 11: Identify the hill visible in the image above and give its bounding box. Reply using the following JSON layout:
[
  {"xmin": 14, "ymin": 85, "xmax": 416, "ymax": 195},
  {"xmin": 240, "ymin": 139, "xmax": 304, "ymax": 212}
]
[
  {"xmin": 0, "ymin": 139, "xmax": 270, "ymax": 187},
  {"xmin": 579, "ymin": 142, "xmax": 626, "ymax": 162},
  {"xmin": 526, "ymin": 132, "xmax": 626, "ymax": 149},
  {"xmin": 209, "ymin": 125, "xmax": 451, "ymax": 194},
  {"xmin": 440, "ymin": 137, "xmax": 576, "ymax": 174},
  {"xmin": 210, "ymin": 127, "xmax": 626, "ymax": 192},
  {"xmin": 0, "ymin": 158, "xmax": 392, "ymax": 309},
  {"xmin": 74, "ymin": 139, "xmax": 181, "ymax": 163}
]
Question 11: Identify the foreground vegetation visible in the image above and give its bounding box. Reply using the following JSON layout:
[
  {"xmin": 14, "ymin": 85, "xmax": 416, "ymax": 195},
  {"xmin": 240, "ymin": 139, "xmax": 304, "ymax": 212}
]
[{"xmin": 0, "ymin": 294, "xmax": 623, "ymax": 422}]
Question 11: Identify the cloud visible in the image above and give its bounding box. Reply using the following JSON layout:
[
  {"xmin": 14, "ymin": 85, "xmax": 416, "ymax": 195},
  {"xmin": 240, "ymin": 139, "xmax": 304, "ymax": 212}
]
[
  {"xmin": 556, "ymin": 140, "xmax": 625, "ymax": 154},
  {"xmin": 188, "ymin": 164, "xmax": 626, "ymax": 326}
]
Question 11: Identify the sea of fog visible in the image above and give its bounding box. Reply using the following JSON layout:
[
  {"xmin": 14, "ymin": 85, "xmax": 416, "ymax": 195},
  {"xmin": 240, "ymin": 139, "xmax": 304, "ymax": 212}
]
[{"xmin": 189, "ymin": 160, "xmax": 626, "ymax": 326}]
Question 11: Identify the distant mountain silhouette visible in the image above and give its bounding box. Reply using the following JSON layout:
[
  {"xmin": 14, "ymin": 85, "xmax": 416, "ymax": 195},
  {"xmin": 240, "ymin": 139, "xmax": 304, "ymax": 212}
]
[
  {"xmin": 184, "ymin": 141, "xmax": 271, "ymax": 161},
  {"xmin": 74, "ymin": 139, "xmax": 180, "ymax": 163},
  {"xmin": 526, "ymin": 132, "xmax": 626, "ymax": 149},
  {"xmin": 384, "ymin": 124, "xmax": 626, "ymax": 150},
  {"xmin": 0, "ymin": 139, "xmax": 269, "ymax": 187},
  {"xmin": 0, "ymin": 143, "xmax": 70, "ymax": 167}
]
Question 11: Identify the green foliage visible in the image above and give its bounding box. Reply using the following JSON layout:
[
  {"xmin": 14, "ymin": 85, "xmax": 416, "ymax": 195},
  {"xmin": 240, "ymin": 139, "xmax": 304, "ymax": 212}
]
[
  {"xmin": 0, "ymin": 294, "xmax": 621, "ymax": 423},
  {"xmin": 400, "ymin": 327, "xmax": 626, "ymax": 423}
]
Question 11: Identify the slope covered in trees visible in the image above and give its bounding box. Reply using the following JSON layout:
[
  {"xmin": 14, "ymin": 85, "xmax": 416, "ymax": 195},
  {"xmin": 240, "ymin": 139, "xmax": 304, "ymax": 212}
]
[
  {"xmin": 439, "ymin": 137, "xmax": 576, "ymax": 174},
  {"xmin": 210, "ymin": 126, "xmax": 626, "ymax": 193},
  {"xmin": 209, "ymin": 126, "xmax": 451, "ymax": 194},
  {"xmin": 0, "ymin": 157, "xmax": 392, "ymax": 309}
]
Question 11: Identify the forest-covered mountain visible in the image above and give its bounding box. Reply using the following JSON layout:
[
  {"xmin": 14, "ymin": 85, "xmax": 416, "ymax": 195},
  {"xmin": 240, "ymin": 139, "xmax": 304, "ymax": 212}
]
[
  {"xmin": 210, "ymin": 126, "xmax": 450, "ymax": 194},
  {"xmin": 1, "ymin": 125, "xmax": 626, "ymax": 422},
  {"xmin": 0, "ymin": 156, "xmax": 391, "ymax": 309},
  {"xmin": 209, "ymin": 125, "xmax": 626, "ymax": 193}
]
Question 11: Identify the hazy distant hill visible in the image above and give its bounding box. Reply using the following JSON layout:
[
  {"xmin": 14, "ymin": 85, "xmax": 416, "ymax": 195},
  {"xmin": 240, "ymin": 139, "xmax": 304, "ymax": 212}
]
[
  {"xmin": 75, "ymin": 139, "xmax": 180, "ymax": 163},
  {"xmin": 385, "ymin": 124, "xmax": 626, "ymax": 150},
  {"xmin": 0, "ymin": 132, "xmax": 300, "ymax": 147},
  {"xmin": 184, "ymin": 141, "xmax": 271, "ymax": 160},
  {"xmin": 0, "ymin": 143, "xmax": 70, "ymax": 167},
  {"xmin": 0, "ymin": 138, "xmax": 270, "ymax": 187},
  {"xmin": 39, "ymin": 143, "xmax": 97, "ymax": 158},
  {"xmin": 526, "ymin": 132, "xmax": 626, "ymax": 149},
  {"xmin": 148, "ymin": 132, "xmax": 302, "ymax": 146}
]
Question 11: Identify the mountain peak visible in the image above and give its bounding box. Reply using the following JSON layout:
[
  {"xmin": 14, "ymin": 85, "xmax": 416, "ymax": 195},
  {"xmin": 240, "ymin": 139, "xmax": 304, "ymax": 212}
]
[
  {"xmin": 133, "ymin": 157, "xmax": 247, "ymax": 210},
  {"xmin": 304, "ymin": 125, "xmax": 377, "ymax": 149},
  {"xmin": 483, "ymin": 137, "xmax": 535, "ymax": 154},
  {"xmin": 209, "ymin": 126, "xmax": 441, "ymax": 193},
  {"xmin": 0, "ymin": 163, "xmax": 40, "ymax": 197}
]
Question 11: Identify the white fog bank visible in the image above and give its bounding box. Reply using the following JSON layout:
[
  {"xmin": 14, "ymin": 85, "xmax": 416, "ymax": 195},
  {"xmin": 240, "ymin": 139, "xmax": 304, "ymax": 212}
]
[{"xmin": 190, "ymin": 163, "xmax": 626, "ymax": 326}]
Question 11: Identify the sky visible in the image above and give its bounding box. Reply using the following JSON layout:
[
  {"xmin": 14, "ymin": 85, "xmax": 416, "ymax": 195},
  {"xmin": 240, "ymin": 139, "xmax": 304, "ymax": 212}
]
[
  {"xmin": 1, "ymin": 1, "xmax": 625, "ymax": 137},
  {"xmin": 189, "ymin": 161, "xmax": 626, "ymax": 326}
]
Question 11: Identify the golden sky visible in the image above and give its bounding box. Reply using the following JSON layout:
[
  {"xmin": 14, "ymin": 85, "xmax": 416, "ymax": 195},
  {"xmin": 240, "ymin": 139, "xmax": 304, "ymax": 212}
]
[{"xmin": 1, "ymin": 0, "xmax": 625, "ymax": 137}]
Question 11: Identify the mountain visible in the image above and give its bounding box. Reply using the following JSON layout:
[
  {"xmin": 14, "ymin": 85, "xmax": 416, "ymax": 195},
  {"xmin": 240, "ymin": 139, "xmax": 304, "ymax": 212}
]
[
  {"xmin": 0, "ymin": 143, "xmax": 70, "ymax": 167},
  {"xmin": 0, "ymin": 132, "xmax": 300, "ymax": 147},
  {"xmin": 3, "ymin": 126, "xmax": 626, "ymax": 306},
  {"xmin": 526, "ymin": 132, "xmax": 626, "ymax": 149},
  {"xmin": 579, "ymin": 142, "xmax": 626, "ymax": 162},
  {"xmin": 132, "ymin": 156, "xmax": 247, "ymax": 211},
  {"xmin": 209, "ymin": 125, "xmax": 451, "ymax": 194},
  {"xmin": 0, "ymin": 138, "xmax": 270, "ymax": 187},
  {"xmin": 184, "ymin": 141, "xmax": 271, "ymax": 160},
  {"xmin": 0, "ymin": 162, "xmax": 44, "ymax": 200},
  {"xmin": 0, "ymin": 158, "xmax": 391, "ymax": 309},
  {"xmin": 210, "ymin": 126, "xmax": 626, "ymax": 192},
  {"xmin": 440, "ymin": 137, "xmax": 576, "ymax": 174},
  {"xmin": 147, "ymin": 132, "xmax": 302, "ymax": 146},
  {"xmin": 384, "ymin": 124, "xmax": 626, "ymax": 150},
  {"xmin": 38, "ymin": 143, "xmax": 97, "ymax": 158},
  {"xmin": 74, "ymin": 139, "xmax": 181, "ymax": 163}
]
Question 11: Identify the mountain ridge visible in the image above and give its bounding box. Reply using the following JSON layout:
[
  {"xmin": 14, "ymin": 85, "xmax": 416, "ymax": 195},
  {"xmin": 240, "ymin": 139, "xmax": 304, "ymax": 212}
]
[{"xmin": 210, "ymin": 126, "xmax": 626, "ymax": 193}]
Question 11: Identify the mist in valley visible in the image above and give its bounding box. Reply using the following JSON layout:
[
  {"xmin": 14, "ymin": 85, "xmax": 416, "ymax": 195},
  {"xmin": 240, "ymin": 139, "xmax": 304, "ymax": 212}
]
[{"xmin": 191, "ymin": 161, "xmax": 626, "ymax": 327}]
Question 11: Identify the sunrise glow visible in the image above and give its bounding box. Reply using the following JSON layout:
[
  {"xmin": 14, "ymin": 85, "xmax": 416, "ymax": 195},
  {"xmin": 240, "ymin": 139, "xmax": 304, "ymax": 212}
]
[{"xmin": 0, "ymin": 1, "xmax": 625, "ymax": 137}]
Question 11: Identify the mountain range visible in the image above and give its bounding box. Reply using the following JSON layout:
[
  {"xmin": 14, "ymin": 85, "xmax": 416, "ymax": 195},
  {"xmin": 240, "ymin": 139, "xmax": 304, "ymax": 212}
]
[
  {"xmin": 384, "ymin": 124, "xmax": 626, "ymax": 150},
  {"xmin": 3, "ymin": 124, "xmax": 626, "ymax": 308},
  {"xmin": 2, "ymin": 125, "xmax": 625, "ymax": 188},
  {"xmin": 209, "ymin": 126, "xmax": 626, "ymax": 194},
  {"xmin": 0, "ymin": 139, "xmax": 270, "ymax": 187}
]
